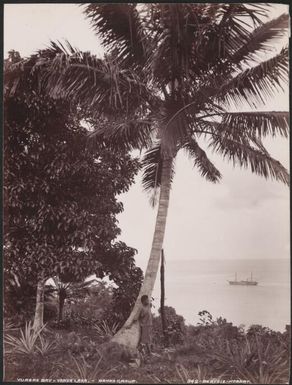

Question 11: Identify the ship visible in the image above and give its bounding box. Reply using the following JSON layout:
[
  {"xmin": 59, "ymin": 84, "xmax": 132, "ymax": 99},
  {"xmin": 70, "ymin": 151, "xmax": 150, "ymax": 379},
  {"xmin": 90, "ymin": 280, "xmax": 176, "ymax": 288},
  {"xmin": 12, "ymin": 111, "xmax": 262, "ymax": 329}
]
[{"xmin": 228, "ymin": 272, "xmax": 258, "ymax": 286}]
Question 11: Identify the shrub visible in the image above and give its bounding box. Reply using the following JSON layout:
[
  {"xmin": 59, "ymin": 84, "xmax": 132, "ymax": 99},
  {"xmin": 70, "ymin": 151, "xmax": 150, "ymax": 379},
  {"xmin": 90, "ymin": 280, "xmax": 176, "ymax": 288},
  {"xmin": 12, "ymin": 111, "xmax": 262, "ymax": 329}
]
[
  {"xmin": 152, "ymin": 306, "xmax": 187, "ymax": 347},
  {"xmin": 93, "ymin": 320, "xmax": 120, "ymax": 340},
  {"xmin": 4, "ymin": 321, "xmax": 56, "ymax": 357},
  {"xmin": 175, "ymin": 312, "xmax": 290, "ymax": 384},
  {"xmin": 62, "ymin": 286, "xmax": 113, "ymax": 328},
  {"xmin": 36, "ymin": 334, "xmax": 57, "ymax": 356}
]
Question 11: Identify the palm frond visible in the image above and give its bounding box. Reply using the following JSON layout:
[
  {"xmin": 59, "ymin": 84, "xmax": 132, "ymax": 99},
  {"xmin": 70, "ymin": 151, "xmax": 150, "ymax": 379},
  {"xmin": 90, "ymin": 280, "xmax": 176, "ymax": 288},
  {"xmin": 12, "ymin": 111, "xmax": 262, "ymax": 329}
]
[
  {"xmin": 146, "ymin": 3, "xmax": 195, "ymax": 83},
  {"xmin": 141, "ymin": 144, "xmax": 175, "ymax": 204},
  {"xmin": 87, "ymin": 117, "xmax": 154, "ymax": 151},
  {"xmin": 83, "ymin": 4, "xmax": 147, "ymax": 66},
  {"xmin": 41, "ymin": 39, "xmax": 77, "ymax": 56},
  {"xmin": 218, "ymin": 3, "xmax": 269, "ymax": 27},
  {"xmin": 163, "ymin": 99, "xmax": 225, "ymax": 138},
  {"xmin": 4, "ymin": 56, "xmax": 36, "ymax": 97},
  {"xmin": 141, "ymin": 143, "xmax": 163, "ymax": 193},
  {"xmin": 185, "ymin": 4, "xmax": 269, "ymax": 78},
  {"xmin": 148, "ymin": 3, "xmax": 269, "ymax": 84},
  {"xmin": 209, "ymin": 134, "xmax": 289, "ymax": 185},
  {"xmin": 161, "ymin": 107, "xmax": 191, "ymax": 156},
  {"xmin": 218, "ymin": 111, "xmax": 289, "ymax": 138},
  {"xmin": 212, "ymin": 4, "xmax": 264, "ymax": 56},
  {"xmin": 214, "ymin": 47, "xmax": 288, "ymax": 107},
  {"xmin": 184, "ymin": 139, "xmax": 222, "ymax": 183},
  {"xmin": 36, "ymin": 41, "xmax": 148, "ymax": 115},
  {"xmin": 231, "ymin": 13, "xmax": 289, "ymax": 67},
  {"xmin": 4, "ymin": 41, "xmax": 76, "ymax": 97}
]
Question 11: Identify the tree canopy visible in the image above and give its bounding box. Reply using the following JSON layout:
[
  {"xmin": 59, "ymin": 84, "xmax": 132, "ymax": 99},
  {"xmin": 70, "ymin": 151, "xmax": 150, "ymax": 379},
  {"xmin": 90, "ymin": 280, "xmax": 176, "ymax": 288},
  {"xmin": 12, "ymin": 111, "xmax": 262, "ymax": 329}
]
[
  {"xmin": 4, "ymin": 51, "xmax": 141, "ymax": 289},
  {"xmin": 5, "ymin": 4, "xmax": 288, "ymax": 197}
]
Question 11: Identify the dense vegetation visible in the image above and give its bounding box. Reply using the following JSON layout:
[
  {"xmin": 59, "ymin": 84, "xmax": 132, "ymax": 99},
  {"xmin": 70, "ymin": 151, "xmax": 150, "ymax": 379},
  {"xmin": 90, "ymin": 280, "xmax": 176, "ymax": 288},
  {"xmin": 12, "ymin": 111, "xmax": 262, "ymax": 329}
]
[
  {"xmin": 4, "ymin": 308, "xmax": 290, "ymax": 383},
  {"xmin": 4, "ymin": 50, "xmax": 142, "ymax": 330}
]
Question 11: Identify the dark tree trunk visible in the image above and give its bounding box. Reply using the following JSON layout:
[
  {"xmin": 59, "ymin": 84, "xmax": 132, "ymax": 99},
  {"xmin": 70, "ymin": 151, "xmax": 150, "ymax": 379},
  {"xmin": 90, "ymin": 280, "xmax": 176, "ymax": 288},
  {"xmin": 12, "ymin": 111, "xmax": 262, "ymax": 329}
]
[
  {"xmin": 160, "ymin": 248, "xmax": 168, "ymax": 346},
  {"xmin": 58, "ymin": 290, "xmax": 66, "ymax": 321}
]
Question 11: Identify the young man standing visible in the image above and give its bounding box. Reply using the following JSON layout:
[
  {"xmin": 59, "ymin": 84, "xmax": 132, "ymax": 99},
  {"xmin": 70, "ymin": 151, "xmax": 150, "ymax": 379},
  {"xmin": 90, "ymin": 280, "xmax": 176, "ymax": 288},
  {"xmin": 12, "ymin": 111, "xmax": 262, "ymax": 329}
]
[{"xmin": 128, "ymin": 294, "xmax": 152, "ymax": 360}]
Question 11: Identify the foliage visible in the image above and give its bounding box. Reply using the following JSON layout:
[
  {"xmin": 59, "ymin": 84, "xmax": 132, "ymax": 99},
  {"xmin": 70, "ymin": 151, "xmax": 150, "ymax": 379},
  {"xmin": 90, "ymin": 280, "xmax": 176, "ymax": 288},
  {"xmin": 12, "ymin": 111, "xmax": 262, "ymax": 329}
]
[
  {"xmin": 4, "ymin": 321, "xmax": 50, "ymax": 356},
  {"xmin": 4, "ymin": 273, "xmax": 57, "ymax": 325},
  {"xmin": 108, "ymin": 265, "xmax": 143, "ymax": 325},
  {"xmin": 4, "ymin": 51, "xmax": 141, "ymax": 324},
  {"xmin": 7, "ymin": 4, "xmax": 289, "ymax": 201},
  {"xmin": 175, "ymin": 312, "xmax": 290, "ymax": 384},
  {"xmin": 94, "ymin": 320, "xmax": 120, "ymax": 339},
  {"xmin": 98, "ymin": 242, "xmax": 143, "ymax": 325},
  {"xmin": 47, "ymin": 278, "xmax": 136, "ymax": 330},
  {"xmin": 53, "ymin": 281, "xmax": 114, "ymax": 328},
  {"xmin": 198, "ymin": 309, "xmax": 215, "ymax": 326},
  {"xmin": 60, "ymin": 353, "xmax": 120, "ymax": 381},
  {"xmin": 3, "ymin": 273, "xmax": 36, "ymax": 323},
  {"xmin": 43, "ymin": 298, "xmax": 59, "ymax": 323},
  {"xmin": 3, "ymin": 313, "xmax": 290, "ymax": 384},
  {"xmin": 175, "ymin": 363, "xmax": 213, "ymax": 383},
  {"xmin": 153, "ymin": 306, "xmax": 186, "ymax": 347},
  {"xmin": 3, "ymin": 320, "xmax": 18, "ymax": 333},
  {"xmin": 54, "ymin": 331, "xmax": 102, "ymax": 360},
  {"xmin": 45, "ymin": 276, "xmax": 102, "ymax": 322},
  {"xmin": 36, "ymin": 334, "xmax": 57, "ymax": 356}
]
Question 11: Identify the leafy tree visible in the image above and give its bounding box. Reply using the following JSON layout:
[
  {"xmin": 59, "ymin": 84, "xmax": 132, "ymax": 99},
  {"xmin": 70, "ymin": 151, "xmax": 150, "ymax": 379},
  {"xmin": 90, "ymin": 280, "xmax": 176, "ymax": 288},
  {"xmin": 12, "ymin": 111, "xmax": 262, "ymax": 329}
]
[
  {"xmin": 6, "ymin": 4, "xmax": 289, "ymax": 347},
  {"xmin": 46, "ymin": 241, "xmax": 143, "ymax": 325},
  {"xmin": 4, "ymin": 51, "xmax": 140, "ymax": 329},
  {"xmin": 95, "ymin": 241, "xmax": 143, "ymax": 325}
]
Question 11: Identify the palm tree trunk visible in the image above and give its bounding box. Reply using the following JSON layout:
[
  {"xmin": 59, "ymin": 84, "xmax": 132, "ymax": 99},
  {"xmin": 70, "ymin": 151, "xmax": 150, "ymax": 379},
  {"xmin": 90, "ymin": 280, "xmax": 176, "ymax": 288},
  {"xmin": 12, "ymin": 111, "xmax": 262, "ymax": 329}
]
[
  {"xmin": 33, "ymin": 275, "xmax": 45, "ymax": 330},
  {"xmin": 58, "ymin": 293, "xmax": 65, "ymax": 322},
  {"xmin": 160, "ymin": 248, "xmax": 168, "ymax": 346},
  {"xmin": 112, "ymin": 157, "xmax": 172, "ymax": 349}
]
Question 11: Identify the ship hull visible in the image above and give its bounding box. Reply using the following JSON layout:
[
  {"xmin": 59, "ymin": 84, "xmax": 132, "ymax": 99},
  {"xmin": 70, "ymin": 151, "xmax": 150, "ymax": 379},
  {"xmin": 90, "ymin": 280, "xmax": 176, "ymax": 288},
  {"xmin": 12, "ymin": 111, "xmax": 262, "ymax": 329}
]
[{"xmin": 228, "ymin": 281, "xmax": 258, "ymax": 286}]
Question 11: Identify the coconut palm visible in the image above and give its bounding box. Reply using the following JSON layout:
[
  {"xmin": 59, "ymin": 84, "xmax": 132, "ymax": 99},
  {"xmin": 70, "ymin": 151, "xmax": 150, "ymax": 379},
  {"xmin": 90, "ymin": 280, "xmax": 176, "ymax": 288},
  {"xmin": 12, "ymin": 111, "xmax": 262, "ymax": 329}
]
[{"xmin": 6, "ymin": 4, "xmax": 289, "ymax": 349}]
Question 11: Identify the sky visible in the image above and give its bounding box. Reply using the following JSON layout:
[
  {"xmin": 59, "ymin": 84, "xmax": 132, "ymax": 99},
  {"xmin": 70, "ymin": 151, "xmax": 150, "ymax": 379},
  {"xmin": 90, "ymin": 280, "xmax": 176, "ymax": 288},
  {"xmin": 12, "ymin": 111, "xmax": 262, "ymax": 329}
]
[{"xmin": 4, "ymin": 3, "xmax": 290, "ymax": 276}]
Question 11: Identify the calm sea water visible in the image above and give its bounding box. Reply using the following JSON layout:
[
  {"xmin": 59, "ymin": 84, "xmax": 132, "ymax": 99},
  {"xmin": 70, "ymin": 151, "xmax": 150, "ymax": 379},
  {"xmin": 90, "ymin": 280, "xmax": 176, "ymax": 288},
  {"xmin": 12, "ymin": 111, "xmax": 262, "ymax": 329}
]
[{"xmin": 151, "ymin": 258, "xmax": 290, "ymax": 332}]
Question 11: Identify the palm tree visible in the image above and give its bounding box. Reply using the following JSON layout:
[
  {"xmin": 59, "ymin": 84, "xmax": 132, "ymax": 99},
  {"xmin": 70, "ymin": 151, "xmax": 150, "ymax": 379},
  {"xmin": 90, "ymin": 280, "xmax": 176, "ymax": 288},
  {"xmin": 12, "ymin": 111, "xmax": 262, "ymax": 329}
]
[
  {"xmin": 46, "ymin": 277, "xmax": 99, "ymax": 322},
  {"xmin": 6, "ymin": 4, "xmax": 289, "ymax": 349}
]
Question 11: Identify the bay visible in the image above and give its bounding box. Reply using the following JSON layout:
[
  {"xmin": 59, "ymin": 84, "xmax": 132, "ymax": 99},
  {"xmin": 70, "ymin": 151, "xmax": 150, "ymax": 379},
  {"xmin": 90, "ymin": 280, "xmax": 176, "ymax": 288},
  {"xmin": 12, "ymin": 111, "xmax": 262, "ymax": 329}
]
[{"xmin": 152, "ymin": 258, "xmax": 290, "ymax": 331}]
